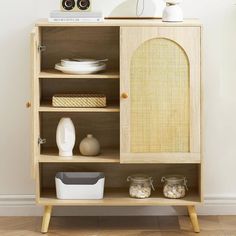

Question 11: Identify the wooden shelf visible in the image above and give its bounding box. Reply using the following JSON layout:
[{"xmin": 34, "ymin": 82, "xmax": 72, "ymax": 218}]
[
  {"xmin": 39, "ymin": 69, "xmax": 120, "ymax": 79},
  {"xmin": 39, "ymin": 148, "xmax": 120, "ymax": 163},
  {"xmin": 121, "ymin": 153, "xmax": 201, "ymax": 164},
  {"xmin": 39, "ymin": 148, "xmax": 200, "ymax": 164},
  {"xmin": 39, "ymin": 188, "xmax": 201, "ymax": 206},
  {"xmin": 39, "ymin": 102, "xmax": 120, "ymax": 113}
]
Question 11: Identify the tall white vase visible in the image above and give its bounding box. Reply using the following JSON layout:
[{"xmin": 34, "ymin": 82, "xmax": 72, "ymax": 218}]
[{"xmin": 56, "ymin": 118, "xmax": 76, "ymax": 157}]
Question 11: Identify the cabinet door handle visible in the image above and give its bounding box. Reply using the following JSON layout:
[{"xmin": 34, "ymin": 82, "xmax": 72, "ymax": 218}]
[
  {"xmin": 26, "ymin": 101, "xmax": 31, "ymax": 108},
  {"xmin": 121, "ymin": 93, "xmax": 128, "ymax": 99}
]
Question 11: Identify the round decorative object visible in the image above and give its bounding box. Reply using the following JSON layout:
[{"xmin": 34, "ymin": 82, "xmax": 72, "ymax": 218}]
[
  {"xmin": 56, "ymin": 118, "xmax": 76, "ymax": 157},
  {"xmin": 62, "ymin": 0, "xmax": 76, "ymax": 11},
  {"xmin": 121, "ymin": 92, "xmax": 129, "ymax": 99},
  {"xmin": 79, "ymin": 134, "xmax": 100, "ymax": 156},
  {"xmin": 77, "ymin": 0, "xmax": 90, "ymax": 11}
]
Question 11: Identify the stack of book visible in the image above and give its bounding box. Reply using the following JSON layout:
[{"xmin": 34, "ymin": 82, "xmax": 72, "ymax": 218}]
[{"xmin": 49, "ymin": 11, "xmax": 104, "ymax": 23}]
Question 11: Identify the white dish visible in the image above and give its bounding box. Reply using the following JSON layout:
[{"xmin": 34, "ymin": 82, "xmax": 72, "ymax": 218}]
[
  {"xmin": 61, "ymin": 58, "xmax": 108, "ymax": 67},
  {"xmin": 55, "ymin": 63, "xmax": 106, "ymax": 75},
  {"xmin": 58, "ymin": 63, "xmax": 103, "ymax": 70}
]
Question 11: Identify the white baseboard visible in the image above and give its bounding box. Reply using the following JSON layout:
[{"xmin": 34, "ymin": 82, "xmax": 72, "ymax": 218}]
[{"xmin": 0, "ymin": 194, "xmax": 236, "ymax": 216}]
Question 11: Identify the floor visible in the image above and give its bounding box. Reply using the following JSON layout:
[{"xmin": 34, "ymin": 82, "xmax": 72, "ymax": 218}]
[{"xmin": 0, "ymin": 216, "xmax": 236, "ymax": 236}]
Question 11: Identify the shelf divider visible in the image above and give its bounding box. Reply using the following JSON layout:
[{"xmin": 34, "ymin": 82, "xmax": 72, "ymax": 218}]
[
  {"xmin": 39, "ymin": 148, "xmax": 120, "ymax": 163},
  {"xmin": 39, "ymin": 101, "xmax": 120, "ymax": 113}
]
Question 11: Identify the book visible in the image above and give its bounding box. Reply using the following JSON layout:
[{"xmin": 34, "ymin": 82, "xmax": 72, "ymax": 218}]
[{"xmin": 49, "ymin": 10, "xmax": 104, "ymax": 23}]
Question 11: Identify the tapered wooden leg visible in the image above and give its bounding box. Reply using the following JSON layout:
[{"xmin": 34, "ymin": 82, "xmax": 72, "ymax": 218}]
[
  {"xmin": 187, "ymin": 205, "xmax": 200, "ymax": 233},
  {"xmin": 41, "ymin": 205, "xmax": 52, "ymax": 233}
]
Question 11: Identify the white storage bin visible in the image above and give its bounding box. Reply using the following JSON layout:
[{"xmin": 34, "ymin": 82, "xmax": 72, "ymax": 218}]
[{"xmin": 55, "ymin": 172, "xmax": 105, "ymax": 200}]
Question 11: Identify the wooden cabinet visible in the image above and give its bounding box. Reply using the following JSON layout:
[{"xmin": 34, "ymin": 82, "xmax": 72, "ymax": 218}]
[{"xmin": 30, "ymin": 19, "xmax": 202, "ymax": 233}]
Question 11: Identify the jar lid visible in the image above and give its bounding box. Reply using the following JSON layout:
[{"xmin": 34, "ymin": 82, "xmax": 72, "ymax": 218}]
[
  {"xmin": 127, "ymin": 174, "xmax": 152, "ymax": 183},
  {"xmin": 161, "ymin": 175, "xmax": 186, "ymax": 184}
]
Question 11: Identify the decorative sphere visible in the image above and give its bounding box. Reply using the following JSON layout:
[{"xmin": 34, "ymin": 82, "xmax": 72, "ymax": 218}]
[{"xmin": 79, "ymin": 134, "xmax": 100, "ymax": 156}]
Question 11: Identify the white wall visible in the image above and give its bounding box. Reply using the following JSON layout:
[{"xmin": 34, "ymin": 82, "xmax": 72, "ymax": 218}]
[{"xmin": 1, "ymin": 0, "xmax": 236, "ymax": 215}]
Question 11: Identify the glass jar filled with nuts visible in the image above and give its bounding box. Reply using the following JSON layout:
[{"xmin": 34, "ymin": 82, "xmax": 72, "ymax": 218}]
[
  {"xmin": 161, "ymin": 175, "xmax": 188, "ymax": 199},
  {"xmin": 127, "ymin": 174, "xmax": 155, "ymax": 199}
]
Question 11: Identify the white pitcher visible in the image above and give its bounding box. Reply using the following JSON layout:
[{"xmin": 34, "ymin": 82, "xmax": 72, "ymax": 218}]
[
  {"xmin": 56, "ymin": 118, "xmax": 76, "ymax": 157},
  {"xmin": 162, "ymin": 0, "xmax": 183, "ymax": 22}
]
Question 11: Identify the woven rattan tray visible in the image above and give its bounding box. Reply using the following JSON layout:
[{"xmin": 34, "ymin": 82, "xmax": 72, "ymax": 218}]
[{"xmin": 52, "ymin": 94, "xmax": 106, "ymax": 108}]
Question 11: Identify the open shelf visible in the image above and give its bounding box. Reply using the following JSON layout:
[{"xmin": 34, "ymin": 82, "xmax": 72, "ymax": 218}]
[
  {"xmin": 39, "ymin": 148, "xmax": 120, "ymax": 163},
  {"xmin": 39, "ymin": 188, "xmax": 201, "ymax": 206},
  {"xmin": 39, "ymin": 69, "xmax": 120, "ymax": 79},
  {"xmin": 39, "ymin": 101, "xmax": 120, "ymax": 113}
]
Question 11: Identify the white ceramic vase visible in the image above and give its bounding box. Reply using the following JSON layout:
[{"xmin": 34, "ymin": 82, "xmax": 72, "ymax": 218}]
[
  {"xmin": 162, "ymin": 0, "xmax": 183, "ymax": 22},
  {"xmin": 56, "ymin": 118, "xmax": 76, "ymax": 157},
  {"xmin": 79, "ymin": 134, "xmax": 100, "ymax": 156}
]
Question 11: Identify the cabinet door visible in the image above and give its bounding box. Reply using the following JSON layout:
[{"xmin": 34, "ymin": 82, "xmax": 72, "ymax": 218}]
[
  {"xmin": 31, "ymin": 27, "xmax": 40, "ymax": 177},
  {"xmin": 120, "ymin": 27, "xmax": 201, "ymax": 163}
]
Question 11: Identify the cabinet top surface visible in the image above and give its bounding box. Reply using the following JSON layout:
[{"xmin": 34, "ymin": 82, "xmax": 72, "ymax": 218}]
[{"xmin": 35, "ymin": 18, "xmax": 201, "ymax": 27}]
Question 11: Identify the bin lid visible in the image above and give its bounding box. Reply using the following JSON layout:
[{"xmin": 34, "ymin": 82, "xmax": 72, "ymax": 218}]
[{"xmin": 55, "ymin": 172, "xmax": 105, "ymax": 185}]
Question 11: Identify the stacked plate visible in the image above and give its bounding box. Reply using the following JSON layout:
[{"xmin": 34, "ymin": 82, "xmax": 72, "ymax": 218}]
[{"xmin": 55, "ymin": 58, "xmax": 107, "ymax": 75}]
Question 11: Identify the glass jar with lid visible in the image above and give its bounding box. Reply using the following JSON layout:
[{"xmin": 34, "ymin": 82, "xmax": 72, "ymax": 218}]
[
  {"xmin": 127, "ymin": 174, "xmax": 155, "ymax": 199},
  {"xmin": 161, "ymin": 175, "xmax": 188, "ymax": 199}
]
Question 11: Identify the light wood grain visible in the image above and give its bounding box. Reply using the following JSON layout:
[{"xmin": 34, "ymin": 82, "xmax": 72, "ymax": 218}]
[
  {"xmin": 38, "ymin": 188, "xmax": 201, "ymax": 206},
  {"xmin": 200, "ymin": 25, "xmax": 204, "ymax": 203},
  {"xmin": 120, "ymin": 153, "xmax": 200, "ymax": 164},
  {"xmin": 31, "ymin": 22, "xmax": 202, "ymax": 234},
  {"xmin": 39, "ymin": 148, "xmax": 119, "ymax": 163},
  {"xmin": 120, "ymin": 26, "xmax": 201, "ymax": 163},
  {"xmin": 35, "ymin": 162, "xmax": 41, "ymax": 204},
  {"xmin": 36, "ymin": 19, "xmax": 202, "ymax": 27},
  {"xmin": 187, "ymin": 205, "xmax": 200, "ymax": 233},
  {"xmin": 39, "ymin": 148, "xmax": 200, "ymax": 164},
  {"xmin": 39, "ymin": 101, "xmax": 119, "ymax": 113},
  {"xmin": 39, "ymin": 69, "xmax": 119, "ymax": 79},
  {"xmin": 2, "ymin": 216, "xmax": 236, "ymax": 235},
  {"xmin": 31, "ymin": 27, "xmax": 40, "ymax": 179},
  {"xmin": 41, "ymin": 205, "xmax": 52, "ymax": 233},
  {"xmin": 30, "ymin": 28, "xmax": 36, "ymax": 178}
]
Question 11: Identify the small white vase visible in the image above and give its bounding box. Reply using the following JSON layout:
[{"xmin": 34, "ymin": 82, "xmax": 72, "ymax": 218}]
[
  {"xmin": 56, "ymin": 118, "xmax": 76, "ymax": 157},
  {"xmin": 79, "ymin": 134, "xmax": 100, "ymax": 156},
  {"xmin": 162, "ymin": 0, "xmax": 183, "ymax": 22}
]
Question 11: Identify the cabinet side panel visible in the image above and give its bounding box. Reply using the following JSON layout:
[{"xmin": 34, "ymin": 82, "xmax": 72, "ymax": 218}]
[{"xmin": 31, "ymin": 27, "xmax": 40, "ymax": 178}]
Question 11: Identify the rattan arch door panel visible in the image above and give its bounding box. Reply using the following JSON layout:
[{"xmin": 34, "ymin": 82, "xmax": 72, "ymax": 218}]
[
  {"xmin": 130, "ymin": 38, "xmax": 189, "ymax": 153},
  {"xmin": 120, "ymin": 27, "xmax": 201, "ymax": 163}
]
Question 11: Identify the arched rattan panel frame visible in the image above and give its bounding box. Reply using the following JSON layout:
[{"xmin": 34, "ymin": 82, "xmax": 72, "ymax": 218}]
[{"xmin": 130, "ymin": 38, "xmax": 190, "ymax": 152}]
